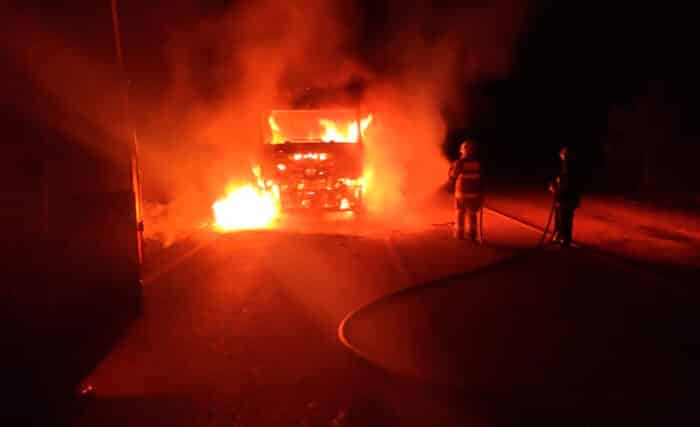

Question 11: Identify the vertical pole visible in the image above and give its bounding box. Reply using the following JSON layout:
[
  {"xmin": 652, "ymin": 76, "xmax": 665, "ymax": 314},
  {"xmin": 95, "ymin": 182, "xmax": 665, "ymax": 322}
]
[{"xmin": 110, "ymin": 0, "xmax": 144, "ymax": 265}]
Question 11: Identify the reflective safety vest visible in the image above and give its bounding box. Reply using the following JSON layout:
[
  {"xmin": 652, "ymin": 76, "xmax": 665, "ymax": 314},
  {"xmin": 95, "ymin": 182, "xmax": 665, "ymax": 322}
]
[{"xmin": 450, "ymin": 158, "xmax": 482, "ymax": 199}]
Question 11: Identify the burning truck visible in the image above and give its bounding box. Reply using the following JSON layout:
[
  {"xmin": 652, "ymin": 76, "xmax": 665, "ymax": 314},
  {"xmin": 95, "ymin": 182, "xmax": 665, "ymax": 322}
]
[
  {"xmin": 212, "ymin": 108, "xmax": 373, "ymax": 231},
  {"xmin": 257, "ymin": 109, "xmax": 372, "ymax": 212}
]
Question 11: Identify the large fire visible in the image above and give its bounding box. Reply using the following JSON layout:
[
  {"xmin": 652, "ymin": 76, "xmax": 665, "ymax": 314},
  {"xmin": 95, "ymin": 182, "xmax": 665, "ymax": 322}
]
[
  {"xmin": 212, "ymin": 185, "xmax": 279, "ymax": 231},
  {"xmin": 213, "ymin": 113, "xmax": 375, "ymax": 230},
  {"xmin": 212, "ymin": 167, "xmax": 281, "ymax": 231}
]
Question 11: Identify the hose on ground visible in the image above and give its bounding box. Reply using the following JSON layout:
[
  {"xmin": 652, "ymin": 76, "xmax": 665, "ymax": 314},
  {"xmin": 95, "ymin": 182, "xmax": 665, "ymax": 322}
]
[
  {"xmin": 538, "ymin": 198, "xmax": 557, "ymax": 247},
  {"xmin": 479, "ymin": 206, "xmax": 484, "ymax": 242}
]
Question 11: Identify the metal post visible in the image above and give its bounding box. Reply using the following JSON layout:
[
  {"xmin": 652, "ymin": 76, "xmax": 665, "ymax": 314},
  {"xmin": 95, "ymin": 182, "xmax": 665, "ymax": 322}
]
[{"xmin": 110, "ymin": 0, "xmax": 144, "ymax": 264}]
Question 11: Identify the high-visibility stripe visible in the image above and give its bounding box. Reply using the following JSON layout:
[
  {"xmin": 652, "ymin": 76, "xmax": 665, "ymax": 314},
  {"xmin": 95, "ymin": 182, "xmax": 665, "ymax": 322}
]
[{"xmin": 451, "ymin": 159, "xmax": 482, "ymax": 199}]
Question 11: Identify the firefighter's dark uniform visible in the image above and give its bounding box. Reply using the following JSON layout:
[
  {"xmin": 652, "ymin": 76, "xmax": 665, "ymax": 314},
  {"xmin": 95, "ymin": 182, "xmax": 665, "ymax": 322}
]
[
  {"xmin": 449, "ymin": 156, "xmax": 483, "ymax": 241},
  {"xmin": 552, "ymin": 159, "xmax": 580, "ymax": 247}
]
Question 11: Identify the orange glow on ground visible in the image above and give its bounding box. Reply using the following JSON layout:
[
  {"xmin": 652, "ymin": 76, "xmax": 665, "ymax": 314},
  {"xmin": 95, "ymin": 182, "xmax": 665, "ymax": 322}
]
[{"xmin": 212, "ymin": 184, "xmax": 280, "ymax": 231}]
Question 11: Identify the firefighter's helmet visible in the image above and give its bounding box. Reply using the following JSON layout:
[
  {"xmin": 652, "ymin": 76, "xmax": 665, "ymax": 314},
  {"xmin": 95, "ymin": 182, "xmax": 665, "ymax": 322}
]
[
  {"xmin": 460, "ymin": 140, "xmax": 474, "ymax": 158},
  {"xmin": 559, "ymin": 146, "xmax": 568, "ymax": 160}
]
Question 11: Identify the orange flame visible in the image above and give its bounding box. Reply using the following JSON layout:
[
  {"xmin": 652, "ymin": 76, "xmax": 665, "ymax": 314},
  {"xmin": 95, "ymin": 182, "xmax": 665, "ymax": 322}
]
[
  {"xmin": 212, "ymin": 184, "xmax": 279, "ymax": 231},
  {"xmin": 268, "ymin": 113, "xmax": 373, "ymax": 143},
  {"xmin": 212, "ymin": 166, "xmax": 280, "ymax": 231},
  {"xmin": 320, "ymin": 114, "xmax": 373, "ymax": 143},
  {"xmin": 268, "ymin": 115, "xmax": 286, "ymax": 144}
]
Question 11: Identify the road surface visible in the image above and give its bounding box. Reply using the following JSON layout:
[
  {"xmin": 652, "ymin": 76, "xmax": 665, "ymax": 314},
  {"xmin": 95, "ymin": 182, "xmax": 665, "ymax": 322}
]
[{"xmin": 69, "ymin": 195, "xmax": 697, "ymax": 426}]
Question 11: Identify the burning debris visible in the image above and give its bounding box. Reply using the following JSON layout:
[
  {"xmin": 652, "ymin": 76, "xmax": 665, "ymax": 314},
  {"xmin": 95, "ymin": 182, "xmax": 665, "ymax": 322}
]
[
  {"xmin": 212, "ymin": 164, "xmax": 280, "ymax": 231},
  {"xmin": 212, "ymin": 183, "xmax": 280, "ymax": 231}
]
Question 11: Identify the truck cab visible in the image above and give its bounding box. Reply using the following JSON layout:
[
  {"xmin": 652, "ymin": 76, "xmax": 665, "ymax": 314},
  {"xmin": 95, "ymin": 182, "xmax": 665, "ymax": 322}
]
[{"xmin": 257, "ymin": 109, "xmax": 371, "ymax": 212}]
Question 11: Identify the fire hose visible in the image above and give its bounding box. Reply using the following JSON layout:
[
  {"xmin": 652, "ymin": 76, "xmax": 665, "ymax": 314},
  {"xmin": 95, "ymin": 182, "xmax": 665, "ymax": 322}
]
[
  {"xmin": 479, "ymin": 205, "xmax": 484, "ymax": 242},
  {"xmin": 538, "ymin": 197, "xmax": 558, "ymax": 247},
  {"xmin": 434, "ymin": 205, "xmax": 485, "ymax": 243},
  {"xmin": 439, "ymin": 201, "xmax": 559, "ymax": 248}
]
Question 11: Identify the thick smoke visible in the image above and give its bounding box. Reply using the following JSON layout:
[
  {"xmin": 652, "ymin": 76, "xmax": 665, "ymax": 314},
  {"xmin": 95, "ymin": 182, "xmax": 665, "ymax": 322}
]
[
  {"xmin": 138, "ymin": 0, "xmax": 528, "ymax": 239},
  {"xmin": 4, "ymin": 0, "xmax": 528, "ymax": 244}
]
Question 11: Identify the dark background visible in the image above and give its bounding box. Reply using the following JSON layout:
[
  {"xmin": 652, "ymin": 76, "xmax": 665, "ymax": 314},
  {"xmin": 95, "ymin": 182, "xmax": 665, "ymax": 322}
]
[{"xmin": 445, "ymin": 1, "xmax": 699, "ymax": 193}]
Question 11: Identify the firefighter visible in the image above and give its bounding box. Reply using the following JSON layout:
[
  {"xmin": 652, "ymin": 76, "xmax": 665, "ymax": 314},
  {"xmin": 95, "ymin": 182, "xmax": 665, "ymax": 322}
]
[
  {"xmin": 549, "ymin": 146, "xmax": 581, "ymax": 247},
  {"xmin": 449, "ymin": 140, "xmax": 483, "ymax": 242}
]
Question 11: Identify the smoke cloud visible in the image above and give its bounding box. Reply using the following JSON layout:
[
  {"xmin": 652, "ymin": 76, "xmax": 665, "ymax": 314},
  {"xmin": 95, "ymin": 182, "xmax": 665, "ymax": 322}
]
[{"xmin": 4, "ymin": 0, "xmax": 528, "ymax": 244}]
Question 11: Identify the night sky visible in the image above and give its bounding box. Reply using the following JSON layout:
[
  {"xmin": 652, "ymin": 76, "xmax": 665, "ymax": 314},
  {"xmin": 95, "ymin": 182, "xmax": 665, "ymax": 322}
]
[{"xmin": 471, "ymin": 1, "xmax": 699, "ymax": 187}]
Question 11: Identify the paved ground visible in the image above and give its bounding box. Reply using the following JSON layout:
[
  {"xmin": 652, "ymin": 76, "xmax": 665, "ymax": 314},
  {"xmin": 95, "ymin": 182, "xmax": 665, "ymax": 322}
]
[
  {"xmin": 69, "ymin": 202, "xmax": 524, "ymax": 426},
  {"xmin": 343, "ymin": 246, "xmax": 698, "ymax": 425},
  {"xmin": 67, "ymin": 192, "xmax": 698, "ymax": 426},
  {"xmin": 486, "ymin": 189, "xmax": 700, "ymax": 269}
]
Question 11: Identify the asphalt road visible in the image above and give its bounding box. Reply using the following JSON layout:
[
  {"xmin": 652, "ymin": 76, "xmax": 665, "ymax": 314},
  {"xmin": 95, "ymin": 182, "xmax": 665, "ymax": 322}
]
[{"xmin": 69, "ymin": 201, "xmax": 697, "ymax": 427}]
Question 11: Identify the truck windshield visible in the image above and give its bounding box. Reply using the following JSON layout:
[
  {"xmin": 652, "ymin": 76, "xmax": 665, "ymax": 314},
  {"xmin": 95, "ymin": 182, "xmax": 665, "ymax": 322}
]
[{"xmin": 265, "ymin": 110, "xmax": 372, "ymax": 144}]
